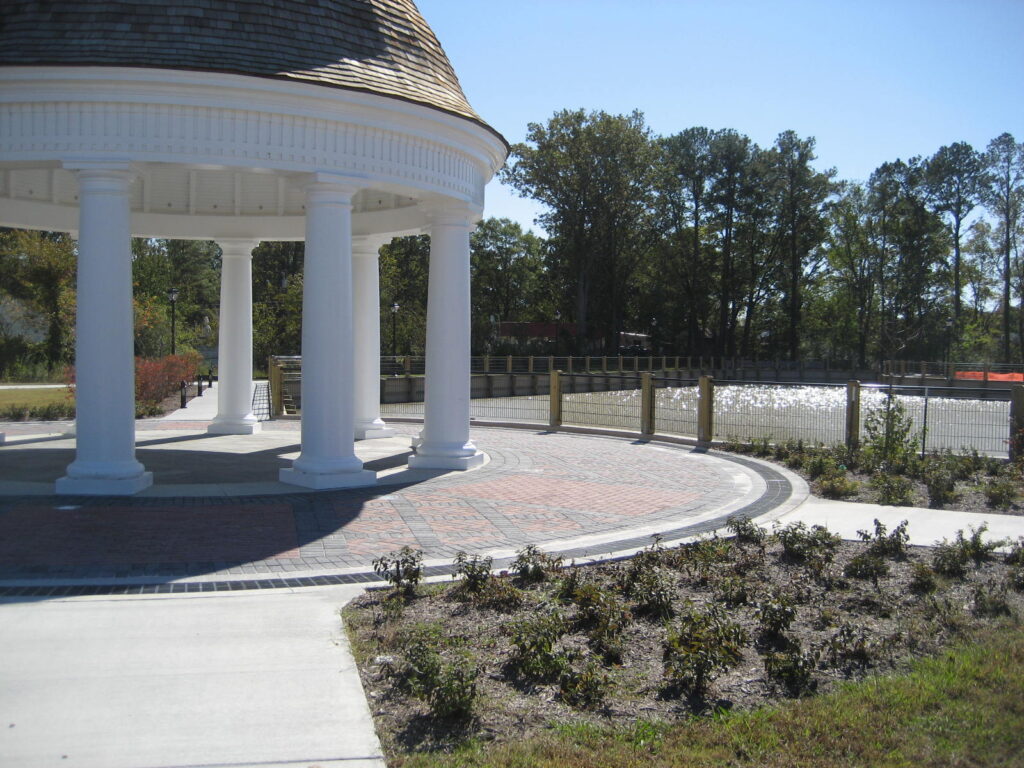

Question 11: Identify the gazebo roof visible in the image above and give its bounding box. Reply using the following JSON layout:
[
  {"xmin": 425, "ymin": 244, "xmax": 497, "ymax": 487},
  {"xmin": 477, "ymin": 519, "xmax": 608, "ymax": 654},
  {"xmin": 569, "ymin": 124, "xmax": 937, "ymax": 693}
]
[{"xmin": 0, "ymin": 0, "xmax": 486, "ymax": 128}]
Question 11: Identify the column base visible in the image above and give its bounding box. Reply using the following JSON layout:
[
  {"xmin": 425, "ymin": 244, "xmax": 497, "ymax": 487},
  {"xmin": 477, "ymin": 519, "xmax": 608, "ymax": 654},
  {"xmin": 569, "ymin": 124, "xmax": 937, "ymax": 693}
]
[
  {"xmin": 278, "ymin": 467, "xmax": 377, "ymax": 490},
  {"xmin": 207, "ymin": 418, "xmax": 262, "ymax": 435},
  {"xmin": 408, "ymin": 450, "xmax": 485, "ymax": 471},
  {"xmin": 56, "ymin": 471, "xmax": 153, "ymax": 496},
  {"xmin": 355, "ymin": 423, "xmax": 397, "ymax": 440}
]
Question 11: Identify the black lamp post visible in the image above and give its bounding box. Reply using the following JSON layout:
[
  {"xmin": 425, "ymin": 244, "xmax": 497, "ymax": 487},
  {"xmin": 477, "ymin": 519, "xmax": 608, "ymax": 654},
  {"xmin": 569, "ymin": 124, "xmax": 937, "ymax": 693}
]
[
  {"xmin": 554, "ymin": 309, "xmax": 561, "ymax": 355},
  {"xmin": 945, "ymin": 318, "xmax": 954, "ymax": 366},
  {"xmin": 390, "ymin": 302, "xmax": 399, "ymax": 356},
  {"xmin": 168, "ymin": 287, "xmax": 179, "ymax": 355}
]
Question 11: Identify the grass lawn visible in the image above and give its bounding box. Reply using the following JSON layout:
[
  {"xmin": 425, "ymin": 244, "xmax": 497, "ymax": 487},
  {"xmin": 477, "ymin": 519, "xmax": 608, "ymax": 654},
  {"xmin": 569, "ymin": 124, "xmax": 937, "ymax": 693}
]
[
  {"xmin": 0, "ymin": 388, "xmax": 71, "ymax": 409},
  {"xmin": 398, "ymin": 624, "xmax": 1023, "ymax": 768}
]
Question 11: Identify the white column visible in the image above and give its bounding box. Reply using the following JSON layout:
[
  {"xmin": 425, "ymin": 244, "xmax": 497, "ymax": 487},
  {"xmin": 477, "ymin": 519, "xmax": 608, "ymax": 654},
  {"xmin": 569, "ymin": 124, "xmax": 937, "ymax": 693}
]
[
  {"xmin": 408, "ymin": 205, "xmax": 484, "ymax": 470},
  {"xmin": 353, "ymin": 236, "xmax": 396, "ymax": 440},
  {"xmin": 208, "ymin": 239, "xmax": 261, "ymax": 435},
  {"xmin": 279, "ymin": 175, "xmax": 375, "ymax": 489},
  {"xmin": 57, "ymin": 162, "xmax": 152, "ymax": 495}
]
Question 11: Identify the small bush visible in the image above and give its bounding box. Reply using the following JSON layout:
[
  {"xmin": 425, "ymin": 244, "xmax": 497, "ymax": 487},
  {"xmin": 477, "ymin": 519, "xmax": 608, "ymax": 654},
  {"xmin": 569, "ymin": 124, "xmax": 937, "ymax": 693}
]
[
  {"xmin": 429, "ymin": 652, "xmax": 480, "ymax": 719},
  {"xmin": 1006, "ymin": 538, "xmax": 1024, "ymax": 566},
  {"xmin": 764, "ymin": 643, "xmax": 819, "ymax": 697},
  {"xmin": 862, "ymin": 397, "xmax": 919, "ymax": 473},
  {"xmin": 510, "ymin": 544, "xmax": 562, "ymax": 584},
  {"xmin": 1007, "ymin": 566, "xmax": 1024, "ymax": 593},
  {"xmin": 775, "ymin": 522, "xmax": 840, "ymax": 565},
  {"xmin": 871, "ymin": 472, "xmax": 915, "ymax": 506},
  {"xmin": 714, "ymin": 576, "xmax": 750, "ymax": 607},
  {"xmin": 924, "ymin": 463, "xmax": 958, "ymax": 508},
  {"xmin": 633, "ymin": 567, "xmax": 677, "ymax": 619},
  {"xmin": 932, "ymin": 540, "xmax": 970, "ymax": 578},
  {"xmin": 934, "ymin": 524, "xmax": 1006, "ymax": 573},
  {"xmin": 372, "ymin": 546, "xmax": 423, "ymax": 596},
  {"xmin": 663, "ymin": 601, "xmax": 748, "ymax": 697},
  {"xmin": 909, "ymin": 562, "xmax": 938, "ymax": 595},
  {"xmin": 984, "ymin": 478, "xmax": 1018, "ymax": 509},
  {"xmin": 453, "ymin": 551, "xmax": 493, "ymax": 594},
  {"xmin": 971, "ymin": 580, "xmax": 1012, "ymax": 618},
  {"xmin": 754, "ymin": 588, "xmax": 796, "ymax": 640},
  {"xmin": 804, "ymin": 453, "xmax": 838, "ymax": 480},
  {"xmin": 843, "ymin": 553, "xmax": 889, "ymax": 587},
  {"xmin": 505, "ymin": 610, "xmax": 569, "ymax": 682},
  {"xmin": 725, "ymin": 515, "xmax": 766, "ymax": 547},
  {"xmin": 475, "ymin": 577, "xmax": 525, "ymax": 613},
  {"xmin": 857, "ymin": 519, "xmax": 910, "ymax": 559},
  {"xmin": 824, "ymin": 623, "xmax": 876, "ymax": 670},
  {"xmin": 559, "ymin": 658, "xmax": 613, "ymax": 710},
  {"xmin": 816, "ymin": 471, "xmax": 860, "ymax": 499}
]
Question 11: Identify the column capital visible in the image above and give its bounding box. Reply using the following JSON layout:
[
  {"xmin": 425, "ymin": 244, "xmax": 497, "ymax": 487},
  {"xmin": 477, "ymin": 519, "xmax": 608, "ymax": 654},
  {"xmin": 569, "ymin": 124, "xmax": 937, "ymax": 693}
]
[
  {"xmin": 303, "ymin": 172, "xmax": 365, "ymax": 203},
  {"xmin": 216, "ymin": 239, "xmax": 260, "ymax": 259},
  {"xmin": 352, "ymin": 235, "xmax": 389, "ymax": 257},
  {"xmin": 424, "ymin": 201, "xmax": 482, "ymax": 229},
  {"xmin": 63, "ymin": 159, "xmax": 136, "ymax": 193}
]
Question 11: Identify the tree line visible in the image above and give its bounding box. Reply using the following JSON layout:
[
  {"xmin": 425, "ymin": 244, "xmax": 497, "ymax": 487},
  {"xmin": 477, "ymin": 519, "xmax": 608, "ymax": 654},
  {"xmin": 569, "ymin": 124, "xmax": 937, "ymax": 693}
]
[
  {"xmin": 1, "ymin": 115, "xmax": 1019, "ymax": 379},
  {"xmin": 503, "ymin": 110, "xmax": 1023, "ymax": 365}
]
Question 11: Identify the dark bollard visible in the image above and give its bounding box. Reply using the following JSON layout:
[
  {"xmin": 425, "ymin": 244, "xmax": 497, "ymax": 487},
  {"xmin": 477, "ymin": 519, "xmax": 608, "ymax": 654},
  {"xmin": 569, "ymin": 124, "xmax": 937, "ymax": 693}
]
[
  {"xmin": 197, "ymin": 374, "xmax": 203, "ymax": 395},
  {"xmin": 180, "ymin": 380, "xmax": 187, "ymax": 408}
]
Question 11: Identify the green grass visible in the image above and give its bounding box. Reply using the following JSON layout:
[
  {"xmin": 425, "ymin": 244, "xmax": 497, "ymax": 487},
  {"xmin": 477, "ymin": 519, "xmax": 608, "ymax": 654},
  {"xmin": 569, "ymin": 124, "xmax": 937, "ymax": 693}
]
[
  {"xmin": 0, "ymin": 388, "xmax": 70, "ymax": 410},
  {"xmin": 396, "ymin": 623, "xmax": 1024, "ymax": 768}
]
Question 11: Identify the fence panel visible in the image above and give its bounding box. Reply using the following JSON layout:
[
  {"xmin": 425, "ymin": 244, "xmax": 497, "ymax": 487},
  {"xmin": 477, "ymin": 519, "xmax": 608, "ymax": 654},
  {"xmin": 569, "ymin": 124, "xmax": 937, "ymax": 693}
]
[
  {"xmin": 652, "ymin": 378, "xmax": 699, "ymax": 438},
  {"xmin": 860, "ymin": 386, "xmax": 1010, "ymax": 457},
  {"xmin": 712, "ymin": 382, "xmax": 847, "ymax": 444},
  {"xmin": 561, "ymin": 374, "xmax": 643, "ymax": 430}
]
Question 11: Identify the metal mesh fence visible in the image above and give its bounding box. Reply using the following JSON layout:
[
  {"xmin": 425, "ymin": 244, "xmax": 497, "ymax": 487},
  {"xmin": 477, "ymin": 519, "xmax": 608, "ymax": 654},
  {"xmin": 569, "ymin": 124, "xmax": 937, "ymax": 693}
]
[
  {"xmin": 561, "ymin": 374, "xmax": 643, "ymax": 430},
  {"xmin": 653, "ymin": 378, "xmax": 699, "ymax": 437},
  {"xmin": 381, "ymin": 396, "xmax": 549, "ymax": 424},
  {"xmin": 712, "ymin": 382, "xmax": 847, "ymax": 444},
  {"xmin": 861, "ymin": 386, "xmax": 1010, "ymax": 458}
]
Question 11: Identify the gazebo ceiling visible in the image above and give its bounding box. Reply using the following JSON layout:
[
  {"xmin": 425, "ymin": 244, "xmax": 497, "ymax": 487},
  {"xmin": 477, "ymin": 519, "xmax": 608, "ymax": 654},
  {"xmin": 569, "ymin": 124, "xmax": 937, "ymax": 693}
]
[{"xmin": 0, "ymin": 0, "xmax": 493, "ymax": 133}]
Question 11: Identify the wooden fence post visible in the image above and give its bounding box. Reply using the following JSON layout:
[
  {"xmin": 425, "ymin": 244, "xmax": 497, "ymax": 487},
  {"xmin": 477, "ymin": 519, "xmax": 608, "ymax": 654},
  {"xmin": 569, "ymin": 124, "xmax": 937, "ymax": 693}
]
[
  {"xmin": 507, "ymin": 355, "xmax": 513, "ymax": 373},
  {"xmin": 549, "ymin": 370, "xmax": 562, "ymax": 429},
  {"xmin": 1010, "ymin": 385, "xmax": 1024, "ymax": 461},
  {"xmin": 641, "ymin": 372, "xmax": 655, "ymax": 435},
  {"xmin": 698, "ymin": 375, "xmax": 714, "ymax": 445},
  {"xmin": 845, "ymin": 380, "xmax": 861, "ymax": 450}
]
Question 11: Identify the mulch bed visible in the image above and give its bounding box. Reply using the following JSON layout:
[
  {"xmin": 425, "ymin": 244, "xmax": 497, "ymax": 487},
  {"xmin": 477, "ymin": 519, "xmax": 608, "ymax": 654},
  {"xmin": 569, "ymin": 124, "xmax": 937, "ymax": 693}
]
[{"xmin": 345, "ymin": 525, "xmax": 1024, "ymax": 760}]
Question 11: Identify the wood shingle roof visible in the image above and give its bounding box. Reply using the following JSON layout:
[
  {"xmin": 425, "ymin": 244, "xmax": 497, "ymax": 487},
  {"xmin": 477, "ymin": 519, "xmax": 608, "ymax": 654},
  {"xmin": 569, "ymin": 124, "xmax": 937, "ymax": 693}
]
[{"xmin": 0, "ymin": 0, "xmax": 487, "ymax": 127}]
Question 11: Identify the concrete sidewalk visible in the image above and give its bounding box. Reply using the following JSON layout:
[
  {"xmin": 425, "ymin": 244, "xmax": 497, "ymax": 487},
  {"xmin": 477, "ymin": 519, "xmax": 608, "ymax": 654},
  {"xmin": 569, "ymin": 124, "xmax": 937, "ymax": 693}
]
[{"xmin": 1, "ymin": 585, "xmax": 385, "ymax": 768}]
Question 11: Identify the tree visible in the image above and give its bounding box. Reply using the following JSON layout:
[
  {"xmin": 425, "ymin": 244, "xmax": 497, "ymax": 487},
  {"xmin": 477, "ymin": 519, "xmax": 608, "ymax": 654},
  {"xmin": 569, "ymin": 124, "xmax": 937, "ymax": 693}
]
[
  {"xmin": 502, "ymin": 109, "xmax": 657, "ymax": 352},
  {"xmin": 925, "ymin": 142, "xmax": 984, "ymax": 329},
  {"xmin": 0, "ymin": 229, "xmax": 77, "ymax": 371},
  {"xmin": 762, "ymin": 131, "xmax": 833, "ymax": 360},
  {"xmin": 379, "ymin": 235, "xmax": 430, "ymax": 355},
  {"xmin": 982, "ymin": 133, "xmax": 1023, "ymax": 362},
  {"xmin": 470, "ymin": 218, "xmax": 547, "ymax": 352}
]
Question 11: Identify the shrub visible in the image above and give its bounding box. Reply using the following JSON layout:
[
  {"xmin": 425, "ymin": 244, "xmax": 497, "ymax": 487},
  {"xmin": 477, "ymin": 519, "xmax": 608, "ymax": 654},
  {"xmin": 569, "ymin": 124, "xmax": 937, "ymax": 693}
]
[
  {"xmin": 924, "ymin": 463, "xmax": 958, "ymax": 508},
  {"xmin": 714, "ymin": 576, "xmax": 750, "ymax": 607},
  {"xmin": 383, "ymin": 625, "xmax": 442, "ymax": 697},
  {"xmin": 970, "ymin": 580, "xmax": 1012, "ymax": 618},
  {"xmin": 559, "ymin": 658, "xmax": 613, "ymax": 710},
  {"xmin": 663, "ymin": 601, "xmax": 747, "ymax": 697},
  {"xmin": 505, "ymin": 610, "xmax": 569, "ymax": 682},
  {"xmin": 984, "ymin": 478, "xmax": 1018, "ymax": 509},
  {"xmin": 475, "ymin": 577, "xmax": 525, "ymax": 613},
  {"xmin": 909, "ymin": 562, "xmax": 938, "ymax": 595},
  {"xmin": 1006, "ymin": 538, "xmax": 1024, "ymax": 566},
  {"xmin": 133, "ymin": 351, "xmax": 203, "ymax": 408},
  {"xmin": 633, "ymin": 567, "xmax": 677, "ymax": 619},
  {"xmin": 775, "ymin": 522, "xmax": 840, "ymax": 565},
  {"xmin": 931, "ymin": 540, "xmax": 970, "ymax": 578},
  {"xmin": 754, "ymin": 588, "xmax": 797, "ymax": 640},
  {"xmin": 725, "ymin": 515, "xmax": 766, "ymax": 547},
  {"xmin": 804, "ymin": 452, "xmax": 839, "ymax": 480},
  {"xmin": 372, "ymin": 546, "xmax": 423, "ymax": 596},
  {"xmin": 870, "ymin": 472, "xmax": 915, "ymax": 506},
  {"xmin": 862, "ymin": 396, "xmax": 919, "ymax": 473},
  {"xmin": 857, "ymin": 519, "xmax": 910, "ymax": 559},
  {"xmin": 824, "ymin": 623, "xmax": 876, "ymax": 670},
  {"xmin": 510, "ymin": 544, "xmax": 562, "ymax": 584},
  {"xmin": 843, "ymin": 553, "xmax": 889, "ymax": 587},
  {"xmin": 428, "ymin": 653, "xmax": 480, "ymax": 719},
  {"xmin": 673, "ymin": 536, "xmax": 733, "ymax": 584},
  {"xmin": 1007, "ymin": 566, "xmax": 1024, "ymax": 593},
  {"xmin": 453, "ymin": 551, "xmax": 493, "ymax": 594},
  {"xmin": 764, "ymin": 643, "xmax": 819, "ymax": 697},
  {"xmin": 816, "ymin": 471, "xmax": 860, "ymax": 499}
]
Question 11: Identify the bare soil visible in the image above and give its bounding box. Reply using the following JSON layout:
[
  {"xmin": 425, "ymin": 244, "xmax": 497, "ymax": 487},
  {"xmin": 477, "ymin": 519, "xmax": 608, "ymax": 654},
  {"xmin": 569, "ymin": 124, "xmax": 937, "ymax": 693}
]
[{"xmin": 344, "ymin": 529, "xmax": 1024, "ymax": 762}]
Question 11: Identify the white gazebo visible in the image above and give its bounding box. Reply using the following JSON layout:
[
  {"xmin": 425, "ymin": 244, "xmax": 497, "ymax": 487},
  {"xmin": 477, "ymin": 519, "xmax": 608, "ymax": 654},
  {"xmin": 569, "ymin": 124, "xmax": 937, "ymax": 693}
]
[{"xmin": 0, "ymin": 0, "xmax": 507, "ymax": 494}]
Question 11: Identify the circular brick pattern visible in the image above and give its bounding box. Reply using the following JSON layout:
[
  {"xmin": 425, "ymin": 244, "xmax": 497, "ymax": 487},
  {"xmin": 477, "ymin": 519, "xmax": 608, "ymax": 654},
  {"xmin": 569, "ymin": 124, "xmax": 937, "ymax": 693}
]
[{"xmin": 0, "ymin": 422, "xmax": 801, "ymax": 591}]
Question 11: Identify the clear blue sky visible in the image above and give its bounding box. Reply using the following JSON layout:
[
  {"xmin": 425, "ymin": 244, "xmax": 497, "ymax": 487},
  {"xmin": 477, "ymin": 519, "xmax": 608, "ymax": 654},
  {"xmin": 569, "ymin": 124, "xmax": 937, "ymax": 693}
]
[{"xmin": 417, "ymin": 0, "xmax": 1024, "ymax": 235}]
